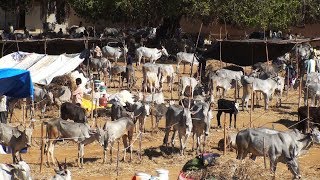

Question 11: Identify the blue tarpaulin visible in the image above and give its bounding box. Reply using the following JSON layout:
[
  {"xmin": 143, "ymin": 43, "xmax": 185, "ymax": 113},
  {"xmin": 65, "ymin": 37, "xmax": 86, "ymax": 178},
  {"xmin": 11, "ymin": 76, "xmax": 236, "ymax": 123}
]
[{"xmin": 0, "ymin": 68, "xmax": 33, "ymax": 98}]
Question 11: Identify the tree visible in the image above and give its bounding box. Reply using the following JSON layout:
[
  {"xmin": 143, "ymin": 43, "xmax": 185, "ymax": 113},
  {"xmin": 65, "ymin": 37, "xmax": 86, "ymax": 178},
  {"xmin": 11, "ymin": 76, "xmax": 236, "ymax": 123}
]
[{"xmin": 0, "ymin": 0, "xmax": 32, "ymax": 12}]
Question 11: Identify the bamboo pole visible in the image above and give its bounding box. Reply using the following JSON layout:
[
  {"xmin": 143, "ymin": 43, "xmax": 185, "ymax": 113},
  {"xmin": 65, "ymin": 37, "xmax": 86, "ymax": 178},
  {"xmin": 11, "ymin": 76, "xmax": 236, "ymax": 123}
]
[
  {"xmin": 15, "ymin": 35, "xmax": 19, "ymax": 52},
  {"xmin": 91, "ymin": 81, "xmax": 95, "ymax": 122},
  {"xmin": 116, "ymin": 140, "xmax": 120, "ymax": 178},
  {"xmin": 223, "ymin": 113, "xmax": 227, "ymax": 155},
  {"xmin": 307, "ymin": 85, "xmax": 310, "ymax": 133},
  {"xmin": 44, "ymin": 38, "xmax": 47, "ymax": 54},
  {"xmin": 22, "ymin": 99, "xmax": 26, "ymax": 124},
  {"xmin": 250, "ymin": 84, "xmax": 253, "ymax": 128},
  {"xmin": 286, "ymin": 66, "xmax": 290, "ymax": 97},
  {"xmin": 1, "ymin": 41, "xmax": 6, "ymax": 57},
  {"xmin": 219, "ymin": 27, "xmax": 222, "ymax": 69},
  {"xmin": 190, "ymin": 23, "xmax": 203, "ymax": 78},
  {"xmin": 40, "ymin": 122, "xmax": 44, "ymax": 172},
  {"xmin": 170, "ymin": 73, "xmax": 173, "ymax": 100}
]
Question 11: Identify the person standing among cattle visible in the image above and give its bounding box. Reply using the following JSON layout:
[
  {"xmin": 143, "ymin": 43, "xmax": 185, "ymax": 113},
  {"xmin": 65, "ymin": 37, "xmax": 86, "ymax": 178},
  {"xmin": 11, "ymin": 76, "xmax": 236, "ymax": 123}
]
[
  {"xmin": 72, "ymin": 78, "xmax": 83, "ymax": 106},
  {"xmin": 0, "ymin": 95, "xmax": 7, "ymax": 124},
  {"xmin": 304, "ymin": 53, "xmax": 316, "ymax": 74}
]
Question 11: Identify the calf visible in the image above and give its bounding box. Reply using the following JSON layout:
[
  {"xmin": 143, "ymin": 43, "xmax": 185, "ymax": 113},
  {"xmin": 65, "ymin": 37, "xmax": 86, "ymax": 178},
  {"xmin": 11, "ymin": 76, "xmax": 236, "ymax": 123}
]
[
  {"xmin": 163, "ymin": 104, "xmax": 193, "ymax": 155},
  {"xmin": 216, "ymin": 99, "xmax": 239, "ymax": 128},
  {"xmin": 0, "ymin": 161, "xmax": 32, "ymax": 180},
  {"xmin": 60, "ymin": 102, "xmax": 87, "ymax": 123},
  {"xmin": 109, "ymin": 65, "xmax": 126, "ymax": 88},
  {"xmin": 0, "ymin": 123, "xmax": 33, "ymax": 163},
  {"xmin": 158, "ymin": 64, "xmax": 175, "ymax": 91},
  {"xmin": 97, "ymin": 117, "xmax": 136, "ymax": 163},
  {"xmin": 44, "ymin": 118, "xmax": 99, "ymax": 167}
]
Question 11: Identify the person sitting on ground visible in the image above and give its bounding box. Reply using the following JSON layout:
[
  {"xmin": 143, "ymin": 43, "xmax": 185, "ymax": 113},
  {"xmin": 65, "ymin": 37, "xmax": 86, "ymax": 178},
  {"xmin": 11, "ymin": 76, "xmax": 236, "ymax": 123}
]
[
  {"xmin": 57, "ymin": 28, "xmax": 63, "ymax": 38},
  {"xmin": 72, "ymin": 78, "xmax": 84, "ymax": 106},
  {"xmin": 23, "ymin": 27, "xmax": 30, "ymax": 39}
]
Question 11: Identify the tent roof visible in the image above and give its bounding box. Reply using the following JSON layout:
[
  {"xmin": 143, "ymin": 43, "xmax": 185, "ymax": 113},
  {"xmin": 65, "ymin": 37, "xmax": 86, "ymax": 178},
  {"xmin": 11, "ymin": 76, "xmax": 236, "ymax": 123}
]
[{"xmin": 0, "ymin": 68, "xmax": 33, "ymax": 98}]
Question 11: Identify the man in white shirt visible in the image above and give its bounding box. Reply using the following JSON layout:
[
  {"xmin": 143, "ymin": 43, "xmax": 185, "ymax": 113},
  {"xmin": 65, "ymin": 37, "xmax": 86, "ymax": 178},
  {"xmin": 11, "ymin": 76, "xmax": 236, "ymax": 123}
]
[{"xmin": 0, "ymin": 95, "xmax": 7, "ymax": 124}]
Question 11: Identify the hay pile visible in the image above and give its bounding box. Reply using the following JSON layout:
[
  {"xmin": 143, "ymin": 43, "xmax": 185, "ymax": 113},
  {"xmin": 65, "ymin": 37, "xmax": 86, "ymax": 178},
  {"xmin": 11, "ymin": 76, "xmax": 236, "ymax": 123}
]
[
  {"xmin": 50, "ymin": 74, "xmax": 75, "ymax": 91},
  {"xmin": 185, "ymin": 156, "xmax": 273, "ymax": 180}
]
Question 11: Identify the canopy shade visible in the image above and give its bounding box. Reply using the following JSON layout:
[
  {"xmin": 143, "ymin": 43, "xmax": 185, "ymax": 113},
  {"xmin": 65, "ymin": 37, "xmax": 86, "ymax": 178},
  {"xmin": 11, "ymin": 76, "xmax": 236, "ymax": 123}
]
[{"xmin": 0, "ymin": 68, "xmax": 34, "ymax": 98}]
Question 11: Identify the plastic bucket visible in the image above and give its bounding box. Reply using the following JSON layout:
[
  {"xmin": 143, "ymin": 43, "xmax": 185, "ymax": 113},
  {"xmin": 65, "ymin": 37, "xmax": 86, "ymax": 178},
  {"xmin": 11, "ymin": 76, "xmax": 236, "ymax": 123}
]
[
  {"xmin": 156, "ymin": 169, "xmax": 169, "ymax": 180},
  {"xmin": 135, "ymin": 172, "xmax": 151, "ymax": 180}
]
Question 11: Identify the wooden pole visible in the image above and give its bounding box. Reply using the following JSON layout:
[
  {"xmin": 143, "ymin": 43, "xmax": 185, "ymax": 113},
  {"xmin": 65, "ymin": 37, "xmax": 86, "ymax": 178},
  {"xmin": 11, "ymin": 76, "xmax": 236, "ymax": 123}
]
[
  {"xmin": 15, "ymin": 35, "xmax": 19, "ymax": 52},
  {"xmin": 1, "ymin": 41, "xmax": 6, "ymax": 57},
  {"xmin": 265, "ymin": 41, "xmax": 269, "ymax": 65},
  {"xmin": 307, "ymin": 85, "xmax": 310, "ymax": 133},
  {"xmin": 190, "ymin": 23, "xmax": 203, "ymax": 78},
  {"xmin": 219, "ymin": 27, "xmax": 222, "ymax": 69},
  {"xmin": 22, "ymin": 99, "xmax": 26, "ymax": 124},
  {"xmin": 263, "ymin": 137, "xmax": 267, "ymax": 169},
  {"xmin": 40, "ymin": 122, "xmax": 44, "ymax": 172},
  {"xmin": 287, "ymin": 66, "xmax": 290, "ymax": 97},
  {"xmin": 44, "ymin": 38, "xmax": 47, "ymax": 54},
  {"xmin": 170, "ymin": 73, "xmax": 173, "ymax": 100},
  {"xmin": 250, "ymin": 84, "xmax": 253, "ymax": 128},
  {"xmin": 223, "ymin": 113, "xmax": 227, "ymax": 155},
  {"xmin": 91, "ymin": 81, "xmax": 95, "ymax": 122},
  {"xmin": 116, "ymin": 140, "xmax": 120, "ymax": 178},
  {"xmin": 94, "ymin": 98, "xmax": 98, "ymax": 127}
]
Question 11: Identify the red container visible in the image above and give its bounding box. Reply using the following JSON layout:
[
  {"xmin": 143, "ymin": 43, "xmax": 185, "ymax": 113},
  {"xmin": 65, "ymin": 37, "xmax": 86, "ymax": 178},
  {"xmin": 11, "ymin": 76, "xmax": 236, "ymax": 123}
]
[{"xmin": 99, "ymin": 95, "xmax": 108, "ymax": 107}]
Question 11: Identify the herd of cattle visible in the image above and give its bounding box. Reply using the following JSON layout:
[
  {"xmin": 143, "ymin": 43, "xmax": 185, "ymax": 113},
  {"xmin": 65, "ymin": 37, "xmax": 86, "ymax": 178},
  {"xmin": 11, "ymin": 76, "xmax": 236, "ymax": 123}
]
[{"xmin": 2, "ymin": 42, "xmax": 320, "ymax": 179}]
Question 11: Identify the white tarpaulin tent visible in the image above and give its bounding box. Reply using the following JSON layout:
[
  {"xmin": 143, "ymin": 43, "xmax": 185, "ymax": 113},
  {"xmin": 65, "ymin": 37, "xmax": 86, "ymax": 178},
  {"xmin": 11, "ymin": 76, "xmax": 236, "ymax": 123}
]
[{"xmin": 0, "ymin": 51, "xmax": 85, "ymax": 85}]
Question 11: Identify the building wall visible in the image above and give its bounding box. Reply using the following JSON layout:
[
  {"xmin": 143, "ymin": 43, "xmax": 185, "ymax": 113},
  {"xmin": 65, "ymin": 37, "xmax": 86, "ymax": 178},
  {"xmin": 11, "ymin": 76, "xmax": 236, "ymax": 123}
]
[
  {"xmin": 0, "ymin": 10, "xmax": 17, "ymax": 29},
  {"xmin": 25, "ymin": 1, "xmax": 42, "ymax": 31}
]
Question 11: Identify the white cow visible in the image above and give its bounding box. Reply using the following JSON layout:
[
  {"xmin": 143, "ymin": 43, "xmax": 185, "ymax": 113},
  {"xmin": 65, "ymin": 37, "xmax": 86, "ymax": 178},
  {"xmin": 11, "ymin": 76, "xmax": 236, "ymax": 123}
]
[
  {"xmin": 242, "ymin": 76, "xmax": 282, "ymax": 110},
  {"xmin": 0, "ymin": 161, "xmax": 32, "ymax": 180},
  {"xmin": 136, "ymin": 46, "xmax": 169, "ymax": 65},
  {"xmin": 102, "ymin": 45, "xmax": 128, "ymax": 63},
  {"xmin": 176, "ymin": 52, "xmax": 199, "ymax": 73},
  {"xmin": 180, "ymin": 76, "xmax": 199, "ymax": 98}
]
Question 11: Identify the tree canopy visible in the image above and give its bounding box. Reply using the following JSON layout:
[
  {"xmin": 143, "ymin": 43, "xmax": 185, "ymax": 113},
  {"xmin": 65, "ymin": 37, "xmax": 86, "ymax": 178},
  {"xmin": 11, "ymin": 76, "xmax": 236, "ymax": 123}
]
[{"xmin": 1, "ymin": 0, "xmax": 320, "ymax": 30}]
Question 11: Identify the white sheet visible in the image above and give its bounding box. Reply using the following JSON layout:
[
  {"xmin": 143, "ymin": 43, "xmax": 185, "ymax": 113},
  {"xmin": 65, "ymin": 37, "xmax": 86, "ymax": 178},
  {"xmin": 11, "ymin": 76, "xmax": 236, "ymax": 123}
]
[{"xmin": 0, "ymin": 52, "xmax": 85, "ymax": 85}]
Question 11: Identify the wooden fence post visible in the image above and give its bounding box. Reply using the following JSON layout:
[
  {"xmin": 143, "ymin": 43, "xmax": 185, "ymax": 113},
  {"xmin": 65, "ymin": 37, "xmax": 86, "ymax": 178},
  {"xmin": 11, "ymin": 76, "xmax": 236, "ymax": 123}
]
[
  {"xmin": 223, "ymin": 113, "xmax": 227, "ymax": 155},
  {"xmin": 40, "ymin": 122, "xmax": 45, "ymax": 172}
]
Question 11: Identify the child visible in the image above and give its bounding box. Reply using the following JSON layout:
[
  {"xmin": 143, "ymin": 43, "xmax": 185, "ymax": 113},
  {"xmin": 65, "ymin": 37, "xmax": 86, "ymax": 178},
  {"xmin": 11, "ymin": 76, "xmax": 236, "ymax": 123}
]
[{"xmin": 72, "ymin": 78, "xmax": 83, "ymax": 106}]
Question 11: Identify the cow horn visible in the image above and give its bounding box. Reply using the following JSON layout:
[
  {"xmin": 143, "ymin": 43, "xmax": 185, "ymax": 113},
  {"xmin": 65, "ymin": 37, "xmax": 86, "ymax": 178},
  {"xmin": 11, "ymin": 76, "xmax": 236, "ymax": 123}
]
[
  {"xmin": 56, "ymin": 158, "xmax": 62, "ymax": 170},
  {"xmin": 180, "ymin": 99, "xmax": 185, "ymax": 108},
  {"xmin": 64, "ymin": 158, "xmax": 67, "ymax": 170}
]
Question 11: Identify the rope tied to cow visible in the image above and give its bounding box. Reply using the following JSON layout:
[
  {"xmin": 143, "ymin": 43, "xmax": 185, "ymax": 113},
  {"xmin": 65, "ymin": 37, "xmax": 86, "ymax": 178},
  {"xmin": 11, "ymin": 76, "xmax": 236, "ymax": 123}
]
[{"xmin": 109, "ymin": 131, "xmax": 142, "ymax": 151}]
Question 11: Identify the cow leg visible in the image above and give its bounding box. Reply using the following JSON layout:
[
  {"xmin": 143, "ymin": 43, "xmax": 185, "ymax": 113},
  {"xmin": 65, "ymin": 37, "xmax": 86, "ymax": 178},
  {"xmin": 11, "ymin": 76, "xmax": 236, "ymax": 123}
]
[
  {"xmin": 110, "ymin": 141, "xmax": 114, "ymax": 163},
  {"xmin": 179, "ymin": 133, "xmax": 184, "ymax": 155},
  {"xmin": 163, "ymin": 128, "xmax": 170, "ymax": 147},
  {"xmin": 203, "ymin": 134, "xmax": 207, "ymax": 153},
  {"xmin": 50, "ymin": 143, "xmax": 56, "ymax": 166},
  {"xmin": 216, "ymin": 111, "xmax": 222, "ymax": 128},
  {"xmin": 103, "ymin": 141, "xmax": 108, "ymax": 164},
  {"xmin": 264, "ymin": 94, "xmax": 269, "ymax": 110},
  {"xmin": 229, "ymin": 113, "xmax": 232, "ymax": 128},
  {"xmin": 128, "ymin": 130, "xmax": 133, "ymax": 162},
  {"xmin": 78, "ymin": 143, "xmax": 84, "ymax": 168},
  {"xmin": 171, "ymin": 130, "xmax": 176, "ymax": 148},
  {"xmin": 234, "ymin": 114, "xmax": 237, "ymax": 128},
  {"xmin": 196, "ymin": 134, "xmax": 201, "ymax": 154},
  {"xmin": 122, "ymin": 135, "xmax": 128, "ymax": 162}
]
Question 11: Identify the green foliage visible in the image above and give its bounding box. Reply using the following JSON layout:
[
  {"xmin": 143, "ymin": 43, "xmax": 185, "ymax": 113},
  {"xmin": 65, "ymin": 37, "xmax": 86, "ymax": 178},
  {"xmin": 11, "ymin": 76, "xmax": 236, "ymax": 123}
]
[{"xmin": 0, "ymin": 0, "xmax": 32, "ymax": 12}]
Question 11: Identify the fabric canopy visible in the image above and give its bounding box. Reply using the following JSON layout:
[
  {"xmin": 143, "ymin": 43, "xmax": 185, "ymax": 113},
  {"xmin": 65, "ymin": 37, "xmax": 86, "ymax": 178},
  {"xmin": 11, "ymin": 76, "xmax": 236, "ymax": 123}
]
[
  {"xmin": 0, "ymin": 68, "xmax": 33, "ymax": 98},
  {"xmin": 0, "ymin": 51, "xmax": 85, "ymax": 85}
]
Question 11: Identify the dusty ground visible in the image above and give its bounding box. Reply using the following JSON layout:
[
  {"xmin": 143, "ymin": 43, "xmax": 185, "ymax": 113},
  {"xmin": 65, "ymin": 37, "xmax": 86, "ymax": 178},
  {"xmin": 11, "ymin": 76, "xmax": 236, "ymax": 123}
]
[{"xmin": 1, "ymin": 60, "xmax": 320, "ymax": 180}]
